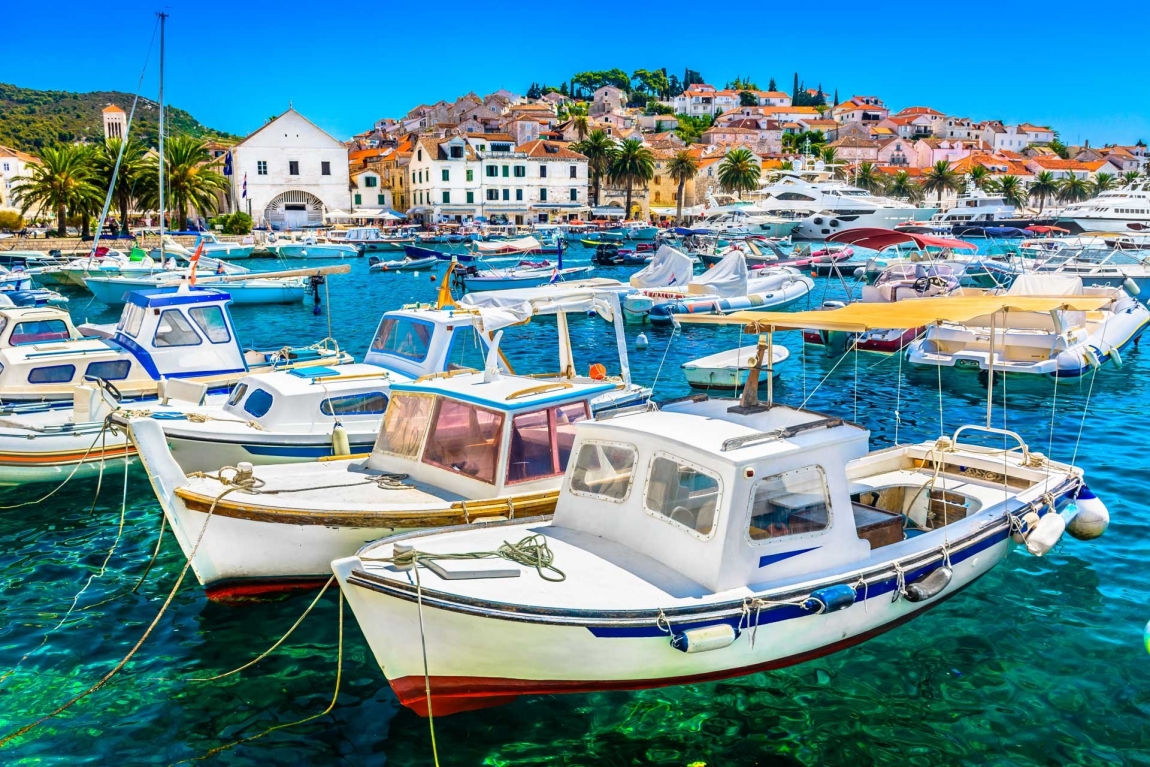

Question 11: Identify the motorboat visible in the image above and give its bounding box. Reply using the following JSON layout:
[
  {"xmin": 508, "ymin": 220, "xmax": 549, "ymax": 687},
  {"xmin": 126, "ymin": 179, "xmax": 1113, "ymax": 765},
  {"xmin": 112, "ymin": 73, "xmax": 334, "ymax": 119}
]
[
  {"xmin": 128, "ymin": 367, "xmax": 620, "ymax": 598},
  {"xmin": 268, "ymin": 235, "xmax": 360, "ymax": 259},
  {"xmin": 368, "ymin": 255, "xmax": 439, "ymax": 273},
  {"xmin": 700, "ymin": 207, "xmax": 801, "ymax": 240},
  {"xmin": 0, "ymin": 286, "xmax": 350, "ymax": 403},
  {"xmin": 192, "ymin": 232, "xmax": 255, "ymax": 260},
  {"xmin": 344, "ymin": 227, "xmax": 417, "ymax": 252},
  {"xmin": 907, "ymin": 274, "xmax": 1149, "ymax": 380},
  {"xmin": 1057, "ymin": 180, "xmax": 1150, "ymax": 234},
  {"xmin": 331, "ymin": 330, "xmax": 1107, "ymax": 716},
  {"xmin": 682, "ymin": 343, "xmax": 789, "ymax": 389},
  {"xmin": 929, "ymin": 185, "xmax": 1055, "ymax": 236},
  {"xmin": 83, "ymin": 263, "xmax": 309, "ymax": 305},
  {"xmin": 1032, "ymin": 245, "xmax": 1150, "ymax": 299}
]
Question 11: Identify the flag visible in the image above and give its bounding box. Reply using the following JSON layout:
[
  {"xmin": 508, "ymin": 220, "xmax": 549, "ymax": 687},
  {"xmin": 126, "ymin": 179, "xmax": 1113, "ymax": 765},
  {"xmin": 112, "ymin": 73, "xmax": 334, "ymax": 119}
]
[
  {"xmin": 242, "ymin": 172, "xmax": 247, "ymax": 199},
  {"xmin": 223, "ymin": 150, "xmax": 233, "ymax": 176},
  {"xmin": 548, "ymin": 266, "xmax": 559, "ymax": 284},
  {"xmin": 188, "ymin": 241, "xmax": 204, "ymax": 287}
]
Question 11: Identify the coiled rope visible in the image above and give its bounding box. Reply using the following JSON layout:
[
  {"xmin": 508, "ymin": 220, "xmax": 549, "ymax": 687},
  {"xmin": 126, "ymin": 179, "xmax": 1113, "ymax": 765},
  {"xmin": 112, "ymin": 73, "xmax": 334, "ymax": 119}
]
[{"xmin": 370, "ymin": 533, "xmax": 566, "ymax": 582}]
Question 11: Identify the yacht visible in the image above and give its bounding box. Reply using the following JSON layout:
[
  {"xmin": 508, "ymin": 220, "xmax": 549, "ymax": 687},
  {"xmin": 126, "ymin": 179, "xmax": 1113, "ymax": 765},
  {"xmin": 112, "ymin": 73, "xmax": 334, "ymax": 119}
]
[
  {"xmin": 1058, "ymin": 181, "xmax": 1150, "ymax": 234},
  {"xmin": 752, "ymin": 166, "xmax": 935, "ymax": 240}
]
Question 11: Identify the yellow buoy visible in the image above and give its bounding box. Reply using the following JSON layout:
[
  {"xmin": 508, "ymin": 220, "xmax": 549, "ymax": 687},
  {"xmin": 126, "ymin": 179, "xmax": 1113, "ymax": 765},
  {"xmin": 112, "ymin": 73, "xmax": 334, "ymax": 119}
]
[{"xmin": 331, "ymin": 422, "xmax": 351, "ymax": 456}]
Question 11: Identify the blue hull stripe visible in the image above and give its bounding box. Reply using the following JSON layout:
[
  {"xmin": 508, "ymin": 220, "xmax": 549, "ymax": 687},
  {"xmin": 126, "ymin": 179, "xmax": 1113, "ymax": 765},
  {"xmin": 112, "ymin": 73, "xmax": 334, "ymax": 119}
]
[{"xmin": 758, "ymin": 546, "xmax": 820, "ymax": 568}]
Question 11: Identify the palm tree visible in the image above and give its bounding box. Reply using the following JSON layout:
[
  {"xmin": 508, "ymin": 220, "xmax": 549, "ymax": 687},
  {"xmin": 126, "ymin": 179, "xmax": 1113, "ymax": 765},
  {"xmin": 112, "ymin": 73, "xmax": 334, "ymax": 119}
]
[
  {"xmin": 921, "ymin": 160, "xmax": 962, "ymax": 204},
  {"xmin": 92, "ymin": 137, "xmax": 149, "ymax": 234},
  {"xmin": 996, "ymin": 176, "xmax": 1028, "ymax": 209},
  {"xmin": 1028, "ymin": 170, "xmax": 1059, "ymax": 214},
  {"xmin": 717, "ymin": 148, "xmax": 761, "ymax": 197},
  {"xmin": 666, "ymin": 150, "xmax": 698, "ymax": 223},
  {"xmin": 819, "ymin": 145, "xmax": 837, "ymax": 167},
  {"xmin": 10, "ymin": 145, "xmax": 101, "ymax": 237},
  {"xmin": 607, "ymin": 139, "xmax": 655, "ymax": 219},
  {"xmin": 1123, "ymin": 170, "xmax": 1141, "ymax": 186},
  {"xmin": 568, "ymin": 103, "xmax": 589, "ymax": 142},
  {"xmin": 138, "ymin": 135, "xmax": 227, "ymax": 230},
  {"xmin": 574, "ymin": 130, "xmax": 616, "ymax": 207},
  {"xmin": 968, "ymin": 165, "xmax": 990, "ymax": 189},
  {"xmin": 1058, "ymin": 174, "xmax": 1092, "ymax": 204},
  {"xmin": 853, "ymin": 162, "xmax": 885, "ymax": 194},
  {"xmin": 1091, "ymin": 172, "xmax": 1116, "ymax": 197},
  {"xmin": 886, "ymin": 170, "xmax": 923, "ymax": 203}
]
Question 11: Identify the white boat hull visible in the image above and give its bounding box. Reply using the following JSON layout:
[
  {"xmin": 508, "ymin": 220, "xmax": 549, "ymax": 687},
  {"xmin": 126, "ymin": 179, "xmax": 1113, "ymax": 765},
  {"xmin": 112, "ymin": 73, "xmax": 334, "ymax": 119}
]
[
  {"xmin": 84, "ymin": 276, "xmax": 307, "ymax": 305},
  {"xmin": 797, "ymin": 207, "xmax": 932, "ymax": 239}
]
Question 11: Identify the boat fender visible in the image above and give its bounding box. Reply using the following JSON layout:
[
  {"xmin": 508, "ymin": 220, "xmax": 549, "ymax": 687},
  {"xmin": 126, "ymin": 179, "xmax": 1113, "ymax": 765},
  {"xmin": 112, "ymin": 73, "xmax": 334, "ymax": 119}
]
[
  {"xmin": 1110, "ymin": 346, "xmax": 1123, "ymax": 368},
  {"xmin": 1063, "ymin": 485, "xmax": 1110, "ymax": 540},
  {"xmin": 1083, "ymin": 346, "xmax": 1102, "ymax": 369},
  {"xmin": 803, "ymin": 584, "xmax": 856, "ymax": 613},
  {"xmin": 905, "ymin": 566, "xmax": 952, "ymax": 602},
  {"xmin": 1012, "ymin": 510, "xmax": 1041, "ymax": 544},
  {"xmin": 636, "ymin": 333, "xmax": 649, "ymax": 350},
  {"xmin": 1025, "ymin": 511, "xmax": 1066, "ymax": 556},
  {"xmin": 332, "ymin": 422, "xmax": 351, "ymax": 457},
  {"xmin": 670, "ymin": 623, "xmax": 738, "ymax": 653},
  {"xmin": 853, "ymin": 266, "xmax": 865, "ymax": 279},
  {"xmin": 1124, "ymin": 277, "xmax": 1141, "ymax": 296}
]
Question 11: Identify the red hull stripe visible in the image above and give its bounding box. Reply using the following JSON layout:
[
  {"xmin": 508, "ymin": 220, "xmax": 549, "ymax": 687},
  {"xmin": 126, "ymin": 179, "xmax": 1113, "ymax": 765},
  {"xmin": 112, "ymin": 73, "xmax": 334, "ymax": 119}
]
[
  {"xmin": 388, "ymin": 582, "xmax": 973, "ymax": 717},
  {"xmin": 204, "ymin": 577, "xmax": 331, "ymax": 602}
]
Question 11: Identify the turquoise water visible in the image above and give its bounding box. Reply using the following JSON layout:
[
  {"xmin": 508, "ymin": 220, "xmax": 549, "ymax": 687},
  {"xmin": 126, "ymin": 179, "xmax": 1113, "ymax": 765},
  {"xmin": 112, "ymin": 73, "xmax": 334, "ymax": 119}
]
[{"xmin": 2, "ymin": 244, "xmax": 1149, "ymax": 765}]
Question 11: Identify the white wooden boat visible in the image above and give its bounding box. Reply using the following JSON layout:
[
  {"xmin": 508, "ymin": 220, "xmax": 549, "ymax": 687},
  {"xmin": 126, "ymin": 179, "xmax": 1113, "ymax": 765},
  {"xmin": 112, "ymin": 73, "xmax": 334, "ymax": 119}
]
[
  {"xmin": 682, "ymin": 344, "xmax": 789, "ymax": 389},
  {"xmin": 368, "ymin": 255, "xmax": 438, "ymax": 272},
  {"xmin": 331, "ymin": 341, "xmax": 1109, "ymax": 717},
  {"xmin": 84, "ymin": 272, "xmax": 308, "ymax": 305},
  {"xmin": 128, "ymin": 369, "xmax": 619, "ymax": 598},
  {"xmin": 269, "ymin": 236, "xmax": 359, "ymax": 259},
  {"xmin": 907, "ymin": 274, "xmax": 1150, "ymax": 380}
]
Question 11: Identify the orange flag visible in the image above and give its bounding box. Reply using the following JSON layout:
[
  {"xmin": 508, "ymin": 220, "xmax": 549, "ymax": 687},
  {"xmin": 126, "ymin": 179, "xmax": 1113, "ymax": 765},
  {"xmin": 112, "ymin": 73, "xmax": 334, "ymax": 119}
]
[{"xmin": 187, "ymin": 241, "xmax": 204, "ymax": 287}]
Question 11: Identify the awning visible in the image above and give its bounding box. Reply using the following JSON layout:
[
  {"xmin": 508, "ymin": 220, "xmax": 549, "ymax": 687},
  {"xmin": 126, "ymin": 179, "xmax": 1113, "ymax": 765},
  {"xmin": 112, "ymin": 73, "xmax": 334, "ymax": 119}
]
[
  {"xmin": 591, "ymin": 206, "xmax": 626, "ymax": 217},
  {"xmin": 826, "ymin": 227, "xmax": 977, "ymax": 252},
  {"xmin": 531, "ymin": 203, "xmax": 589, "ymax": 210},
  {"xmin": 680, "ymin": 294, "xmax": 1113, "ymax": 333}
]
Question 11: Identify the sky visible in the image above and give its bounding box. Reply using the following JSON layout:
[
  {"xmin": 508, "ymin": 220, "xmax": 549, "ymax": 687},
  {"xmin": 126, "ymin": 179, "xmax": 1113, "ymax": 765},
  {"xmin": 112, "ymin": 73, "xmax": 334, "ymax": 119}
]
[{"xmin": 4, "ymin": 0, "xmax": 1149, "ymax": 147}]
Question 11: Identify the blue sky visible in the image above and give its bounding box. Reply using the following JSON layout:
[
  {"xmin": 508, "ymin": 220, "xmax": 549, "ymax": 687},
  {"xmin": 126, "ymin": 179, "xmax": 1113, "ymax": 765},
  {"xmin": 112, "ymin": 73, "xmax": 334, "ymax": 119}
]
[{"xmin": 5, "ymin": 0, "xmax": 1148, "ymax": 146}]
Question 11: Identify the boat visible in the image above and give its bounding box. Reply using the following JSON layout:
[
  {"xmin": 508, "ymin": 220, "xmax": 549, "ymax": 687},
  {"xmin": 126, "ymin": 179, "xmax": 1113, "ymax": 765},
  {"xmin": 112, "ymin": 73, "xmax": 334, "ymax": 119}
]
[
  {"xmin": 368, "ymin": 255, "xmax": 439, "ymax": 272},
  {"xmin": 128, "ymin": 366, "xmax": 621, "ymax": 598},
  {"xmin": 330, "ymin": 320, "xmax": 1108, "ymax": 716},
  {"xmin": 0, "ymin": 285, "xmax": 351, "ymax": 402},
  {"xmin": 907, "ymin": 274, "xmax": 1149, "ymax": 380},
  {"xmin": 449, "ymin": 238, "xmax": 592, "ymax": 291},
  {"xmin": 699, "ymin": 204, "xmax": 801, "ymax": 239},
  {"xmin": 1032, "ymin": 244, "xmax": 1150, "ymax": 299},
  {"xmin": 83, "ymin": 268, "xmax": 309, "ymax": 305},
  {"xmin": 268, "ymin": 235, "xmax": 360, "ymax": 259},
  {"xmin": 1057, "ymin": 180, "xmax": 1150, "ymax": 234},
  {"xmin": 344, "ymin": 226, "xmax": 417, "ymax": 252},
  {"xmin": 928, "ymin": 185, "xmax": 1056, "ymax": 236},
  {"xmin": 682, "ymin": 343, "xmax": 789, "ymax": 389},
  {"xmin": 193, "ymin": 232, "xmax": 255, "ymax": 260}
]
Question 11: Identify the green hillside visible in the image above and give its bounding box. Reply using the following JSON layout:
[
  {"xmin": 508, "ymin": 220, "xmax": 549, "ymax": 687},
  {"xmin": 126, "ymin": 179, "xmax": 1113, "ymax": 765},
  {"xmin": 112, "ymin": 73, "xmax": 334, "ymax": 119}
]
[{"xmin": 0, "ymin": 82, "xmax": 236, "ymax": 154}]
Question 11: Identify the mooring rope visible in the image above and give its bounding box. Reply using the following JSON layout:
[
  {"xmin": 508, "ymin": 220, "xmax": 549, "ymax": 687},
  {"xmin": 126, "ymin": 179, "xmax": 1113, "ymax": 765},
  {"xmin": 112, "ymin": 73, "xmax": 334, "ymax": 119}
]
[
  {"xmin": 0, "ymin": 416, "xmax": 120, "ymax": 510},
  {"xmin": 368, "ymin": 533, "xmax": 566, "ymax": 582}
]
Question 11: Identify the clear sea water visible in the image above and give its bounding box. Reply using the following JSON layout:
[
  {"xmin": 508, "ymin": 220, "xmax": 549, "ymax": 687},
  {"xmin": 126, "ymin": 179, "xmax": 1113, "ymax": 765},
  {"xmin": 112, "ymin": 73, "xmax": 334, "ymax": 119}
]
[{"xmin": 2, "ymin": 241, "xmax": 1148, "ymax": 766}]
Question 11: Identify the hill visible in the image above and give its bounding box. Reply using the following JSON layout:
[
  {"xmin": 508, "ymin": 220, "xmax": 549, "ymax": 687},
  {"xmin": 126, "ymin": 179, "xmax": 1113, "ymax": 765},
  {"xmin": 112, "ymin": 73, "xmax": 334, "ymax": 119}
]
[{"xmin": 0, "ymin": 82, "xmax": 236, "ymax": 154}]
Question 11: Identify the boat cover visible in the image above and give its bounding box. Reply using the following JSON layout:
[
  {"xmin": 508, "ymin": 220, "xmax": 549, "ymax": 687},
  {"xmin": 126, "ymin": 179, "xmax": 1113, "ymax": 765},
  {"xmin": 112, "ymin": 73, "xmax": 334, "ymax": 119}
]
[
  {"xmin": 1007, "ymin": 274, "xmax": 1083, "ymax": 296},
  {"xmin": 461, "ymin": 286, "xmax": 619, "ymax": 332},
  {"xmin": 629, "ymin": 245, "xmax": 693, "ymax": 289},
  {"xmin": 688, "ymin": 248, "xmax": 747, "ymax": 298},
  {"xmin": 474, "ymin": 236, "xmax": 541, "ymax": 253}
]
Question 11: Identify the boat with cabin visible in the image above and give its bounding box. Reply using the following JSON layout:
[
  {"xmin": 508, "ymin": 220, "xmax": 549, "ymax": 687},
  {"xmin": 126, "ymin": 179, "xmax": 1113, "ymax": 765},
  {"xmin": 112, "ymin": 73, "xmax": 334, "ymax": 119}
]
[
  {"xmin": 1057, "ymin": 180, "xmax": 1150, "ymax": 234},
  {"xmin": 267, "ymin": 235, "xmax": 360, "ymax": 259}
]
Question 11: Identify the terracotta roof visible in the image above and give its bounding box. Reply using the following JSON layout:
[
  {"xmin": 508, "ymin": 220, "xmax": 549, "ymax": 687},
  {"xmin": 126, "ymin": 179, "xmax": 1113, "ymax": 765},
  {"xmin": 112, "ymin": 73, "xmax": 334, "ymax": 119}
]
[
  {"xmin": 896, "ymin": 106, "xmax": 943, "ymax": 116},
  {"xmin": 876, "ymin": 165, "xmax": 925, "ymax": 176},
  {"xmin": 466, "ymin": 132, "xmax": 515, "ymax": 141},
  {"xmin": 1026, "ymin": 157, "xmax": 1095, "ymax": 170},
  {"xmin": 828, "ymin": 136, "xmax": 879, "ymax": 149},
  {"xmin": 415, "ymin": 135, "xmax": 478, "ymax": 161},
  {"xmin": 1019, "ymin": 123, "xmax": 1053, "ymax": 132},
  {"xmin": 0, "ymin": 144, "xmax": 39, "ymax": 163},
  {"xmin": 102, "ymin": 104, "xmax": 125, "ymax": 113},
  {"xmin": 516, "ymin": 139, "xmax": 587, "ymax": 160}
]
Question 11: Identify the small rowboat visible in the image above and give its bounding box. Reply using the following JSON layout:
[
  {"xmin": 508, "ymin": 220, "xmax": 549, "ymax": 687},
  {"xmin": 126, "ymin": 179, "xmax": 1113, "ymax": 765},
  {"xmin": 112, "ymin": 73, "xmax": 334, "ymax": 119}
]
[
  {"xmin": 682, "ymin": 344, "xmax": 789, "ymax": 389},
  {"xmin": 369, "ymin": 255, "xmax": 439, "ymax": 272}
]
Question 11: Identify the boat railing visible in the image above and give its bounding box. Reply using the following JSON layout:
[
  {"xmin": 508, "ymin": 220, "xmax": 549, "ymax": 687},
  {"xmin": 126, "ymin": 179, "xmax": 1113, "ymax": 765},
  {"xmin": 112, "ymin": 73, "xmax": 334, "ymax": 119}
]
[{"xmin": 949, "ymin": 424, "xmax": 1029, "ymax": 462}]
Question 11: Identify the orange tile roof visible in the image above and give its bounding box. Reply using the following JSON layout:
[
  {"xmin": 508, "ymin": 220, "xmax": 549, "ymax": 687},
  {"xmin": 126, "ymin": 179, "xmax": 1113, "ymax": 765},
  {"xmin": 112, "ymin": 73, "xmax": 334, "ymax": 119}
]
[
  {"xmin": 1027, "ymin": 157, "xmax": 1094, "ymax": 170},
  {"xmin": 516, "ymin": 139, "xmax": 587, "ymax": 159}
]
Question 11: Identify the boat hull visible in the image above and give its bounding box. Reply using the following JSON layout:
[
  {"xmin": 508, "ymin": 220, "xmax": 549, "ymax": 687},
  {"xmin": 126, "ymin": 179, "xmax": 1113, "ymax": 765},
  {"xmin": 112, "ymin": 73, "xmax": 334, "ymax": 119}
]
[
  {"xmin": 271, "ymin": 244, "xmax": 359, "ymax": 259},
  {"xmin": 84, "ymin": 277, "xmax": 307, "ymax": 305}
]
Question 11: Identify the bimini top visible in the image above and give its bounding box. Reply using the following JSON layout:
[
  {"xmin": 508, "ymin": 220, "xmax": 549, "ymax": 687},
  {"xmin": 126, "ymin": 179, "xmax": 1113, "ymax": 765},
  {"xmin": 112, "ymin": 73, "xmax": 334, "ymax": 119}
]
[
  {"xmin": 826, "ymin": 227, "xmax": 976, "ymax": 252},
  {"xmin": 391, "ymin": 371, "xmax": 616, "ymax": 412},
  {"xmin": 683, "ymin": 293, "xmax": 1114, "ymax": 333},
  {"xmin": 124, "ymin": 286, "xmax": 232, "ymax": 309}
]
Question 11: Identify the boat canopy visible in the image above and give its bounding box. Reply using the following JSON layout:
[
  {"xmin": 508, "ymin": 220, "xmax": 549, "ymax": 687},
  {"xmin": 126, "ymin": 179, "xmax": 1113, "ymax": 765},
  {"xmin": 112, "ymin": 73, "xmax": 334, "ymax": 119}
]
[
  {"xmin": 630, "ymin": 245, "xmax": 693, "ymax": 289},
  {"xmin": 688, "ymin": 247, "xmax": 747, "ymax": 298},
  {"xmin": 826, "ymin": 227, "xmax": 977, "ymax": 252},
  {"xmin": 474, "ymin": 236, "xmax": 541, "ymax": 253},
  {"xmin": 682, "ymin": 294, "xmax": 1113, "ymax": 333}
]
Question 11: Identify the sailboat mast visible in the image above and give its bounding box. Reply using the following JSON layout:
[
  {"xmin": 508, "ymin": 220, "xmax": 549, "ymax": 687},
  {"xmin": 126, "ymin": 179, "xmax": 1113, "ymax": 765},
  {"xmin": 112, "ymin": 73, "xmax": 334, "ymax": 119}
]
[{"xmin": 157, "ymin": 11, "xmax": 167, "ymax": 259}]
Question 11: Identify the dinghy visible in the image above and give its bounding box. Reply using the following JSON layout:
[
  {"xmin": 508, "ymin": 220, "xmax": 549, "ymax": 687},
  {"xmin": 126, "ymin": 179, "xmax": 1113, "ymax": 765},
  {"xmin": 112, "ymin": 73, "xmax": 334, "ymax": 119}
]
[
  {"xmin": 682, "ymin": 343, "xmax": 789, "ymax": 389},
  {"xmin": 368, "ymin": 255, "xmax": 439, "ymax": 272},
  {"xmin": 331, "ymin": 323, "xmax": 1108, "ymax": 717},
  {"xmin": 268, "ymin": 235, "xmax": 360, "ymax": 259},
  {"xmin": 128, "ymin": 368, "xmax": 619, "ymax": 597}
]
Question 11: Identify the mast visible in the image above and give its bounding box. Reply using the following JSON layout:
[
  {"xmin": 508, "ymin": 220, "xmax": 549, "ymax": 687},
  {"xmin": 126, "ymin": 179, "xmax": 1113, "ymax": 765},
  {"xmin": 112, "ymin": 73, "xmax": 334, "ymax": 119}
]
[{"xmin": 157, "ymin": 11, "xmax": 167, "ymax": 260}]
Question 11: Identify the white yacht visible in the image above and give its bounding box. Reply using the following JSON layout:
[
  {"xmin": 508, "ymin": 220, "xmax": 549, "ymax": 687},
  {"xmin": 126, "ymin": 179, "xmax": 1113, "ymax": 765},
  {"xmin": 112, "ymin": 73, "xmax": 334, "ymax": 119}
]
[
  {"xmin": 925, "ymin": 185, "xmax": 1052, "ymax": 235},
  {"xmin": 1058, "ymin": 181, "xmax": 1150, "ymax": 234},
  {"xmin": 752, "ymin": 165, "xmax": 934, "ymax": 239}
]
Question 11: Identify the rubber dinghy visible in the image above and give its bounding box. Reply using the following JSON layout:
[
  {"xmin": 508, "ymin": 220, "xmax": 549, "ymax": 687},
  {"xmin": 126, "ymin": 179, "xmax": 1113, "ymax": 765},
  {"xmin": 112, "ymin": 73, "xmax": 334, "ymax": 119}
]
[{"xmin": 332, "ymin": 380, "xmax": 1109, "ymax": 716}]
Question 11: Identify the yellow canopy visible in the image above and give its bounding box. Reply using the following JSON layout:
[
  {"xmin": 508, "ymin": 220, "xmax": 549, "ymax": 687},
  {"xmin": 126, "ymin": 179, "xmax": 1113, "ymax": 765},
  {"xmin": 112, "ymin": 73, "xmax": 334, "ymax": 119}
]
[{"xmin": 681, "ymin": 295, "xmax": 1113, "ymax": 333}]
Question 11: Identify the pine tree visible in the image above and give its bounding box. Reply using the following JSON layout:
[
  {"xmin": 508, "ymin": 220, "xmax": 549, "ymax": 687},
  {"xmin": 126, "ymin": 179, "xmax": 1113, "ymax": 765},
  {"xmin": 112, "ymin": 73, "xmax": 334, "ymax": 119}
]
[
  {"xmin": 560, "ymin": 81, "xmax": 569, "ymax": 97},
  {"xmin": 792, "ymin": 72, "xmax": 799, "ymax": 100},
  {"xmin": 814, "ymin": 82, "xmax": 826, "ymax": 106},
  {"xmin": 833, "ymin": 88, "xmax": 839, "ymax": 106},
  {"xmin": 768, "ymin": 77, "xmax": 777, "ymax": 92}
]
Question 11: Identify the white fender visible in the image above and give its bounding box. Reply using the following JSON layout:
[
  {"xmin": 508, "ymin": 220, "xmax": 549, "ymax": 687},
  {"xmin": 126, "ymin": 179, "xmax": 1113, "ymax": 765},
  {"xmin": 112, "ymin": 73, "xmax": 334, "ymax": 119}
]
[
  {"xmin": 1110, "ymin": 346, "xmax": 1123, "ymax": 369},
  {"xmin": 1123, "ymin": 277, "xmax": 1140, "ymax": 296},
  {"xmin": 1026, "ymin": 511, "xmax": 1066, "ymax": 556},
  {"xmin": 331, "ymin": 422, "xmax": 350, "ymax": 456},
  {"xmin": 1064, "ymin": 487, "xmax": 1110, "ymax": 540},
  {"xmin": 1013, "ymin": 509, "xmax": 1041, "ymax": 544}
]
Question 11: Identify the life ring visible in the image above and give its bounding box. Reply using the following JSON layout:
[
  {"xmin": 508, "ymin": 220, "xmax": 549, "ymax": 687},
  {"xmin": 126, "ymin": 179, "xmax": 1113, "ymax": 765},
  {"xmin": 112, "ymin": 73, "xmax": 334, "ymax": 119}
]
[{"xmin": 766, "ymin": 522, "xmax": 790, "ymax": 538}]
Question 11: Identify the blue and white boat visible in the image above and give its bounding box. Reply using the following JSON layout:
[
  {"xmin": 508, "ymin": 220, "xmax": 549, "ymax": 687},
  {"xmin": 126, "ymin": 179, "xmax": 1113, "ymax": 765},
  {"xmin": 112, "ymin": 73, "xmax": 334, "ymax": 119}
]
[
  {"xmin": 83, "ymin": 271, "xmax": 308, "ymax": 305},
  {"xmin": 268, "ymin": 235, "xmax": 360, "ymax": 259}
]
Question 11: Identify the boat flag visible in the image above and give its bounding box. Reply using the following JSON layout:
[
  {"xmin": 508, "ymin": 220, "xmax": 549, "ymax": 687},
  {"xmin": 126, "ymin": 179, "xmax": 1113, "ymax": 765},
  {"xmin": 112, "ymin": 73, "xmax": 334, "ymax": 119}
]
[
  {"xmin": 187, "ymin": 240, "xmax": 204, "ymax": 287},
  {"xmin": 242, "ymin": 173, "xmax": 247, "ymax": 199},
  {"xmin": 223, "ymin": 150, "xmax": 233, "ymax": 176},
  {"xmin": 548, "ymin": 266, "xmax": 559, "ymax": 284}
]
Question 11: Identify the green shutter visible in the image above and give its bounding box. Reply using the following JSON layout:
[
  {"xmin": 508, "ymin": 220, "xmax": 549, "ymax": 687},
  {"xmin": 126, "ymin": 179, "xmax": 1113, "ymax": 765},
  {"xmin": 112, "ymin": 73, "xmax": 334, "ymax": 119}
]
[
  {"xmin": 354, "ymin": 194, "xmax": 361, "ymax": 205},
  {"xmin": 466, "ymin": 191, "xmax": 474, "ymax": 203},
  {"xmin": 442, "ymin": 169, "xmax": 449, "ymax": 181},
  {"xmin": 378, "ymin": 194, "xmax": 386, "ymax": 205},
  {"xmin": 443, "ymin": 191, "xmax": 450, "ymax": 204}
]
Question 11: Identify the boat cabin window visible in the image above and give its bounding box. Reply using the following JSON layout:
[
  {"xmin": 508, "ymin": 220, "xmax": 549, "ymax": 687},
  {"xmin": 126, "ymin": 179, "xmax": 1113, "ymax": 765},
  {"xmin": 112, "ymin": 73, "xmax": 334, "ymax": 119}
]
[
  {"xmin": 189, "ymin": 306, "xmax": 231, "ymax": 344},
  {"xmin": 153, "ymin": 310, "xmax": 202, "ymax": 347},
  {"xmin": 569, "ymin": 441, "xmax": 637, "ymax": 501},
  {"xmin": 376, "ymin": 392, "xmax": 434, "ymax": 458},
  {"xmin": 227, "ymin": 383, "xmax": 248, "ymax": 406},
  {"xmin": 321, "ymin": 392, "xmax": 388, "ymax": 417},
  {"xmin": 445, "ymin": 327, "xmax": 489, "ymax": 372},
  {"xmin": 422, "ymin": 398, "xmax": 505, "ymax": 484},
  {"xmin": 748, "ymin": 466, "xmax": 831, "ymax": 541},
  {"xmin": 506, "ymin": 402, "xmax": 588, "ymax": 484},
  {"xmin": 243, "ymin": 388, "xmax": 274, "ymax": 418},
  {"xmin": 10, "ymin": 319, "xmax": 70, "ymax": 346},
  {"xmin": 84, "ymin": 360, "xmax": 131, "ymax": 381},
  {"xmin": 28, "ymin": 364, "xmax": 76, "ymax": 384},
  {"xmin": 644, "ymin": 454, "xmax": 721, "ymax": 538},
  {"xmin": 118, "ymin": 302, "xmax": 146, "ymax": 337},
  {"xmin": 371, "ymin": 317, "xmax": 433, "ymax": 362}
]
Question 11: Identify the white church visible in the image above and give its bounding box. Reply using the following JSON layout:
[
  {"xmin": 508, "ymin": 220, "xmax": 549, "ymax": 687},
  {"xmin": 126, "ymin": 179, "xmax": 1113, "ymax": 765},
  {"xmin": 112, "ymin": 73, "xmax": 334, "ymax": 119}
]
[{"xmin": 228, "ymin": 108, "xmax": 350, "ymax": 230}]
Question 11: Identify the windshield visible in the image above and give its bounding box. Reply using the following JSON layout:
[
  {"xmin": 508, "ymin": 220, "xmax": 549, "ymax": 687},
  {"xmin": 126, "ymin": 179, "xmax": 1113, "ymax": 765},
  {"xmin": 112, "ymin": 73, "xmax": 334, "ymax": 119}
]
[{"xmin": 371, "ymin": 317, "xmax": 433, "ymax": 361}]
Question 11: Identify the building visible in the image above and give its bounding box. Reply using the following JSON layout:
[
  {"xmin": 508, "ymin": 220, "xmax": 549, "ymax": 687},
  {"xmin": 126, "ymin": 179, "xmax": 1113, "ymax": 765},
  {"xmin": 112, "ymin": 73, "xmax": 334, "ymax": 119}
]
[
  {"xmin": 832, "ymin": 96, "xmax": 889, "ymax": 124},
  {"xmin": 670, "ymin": 84, "xmax": 718, "ymax": 117},
  {"xmin": 0, "ymin": 145, "xmax": 39, "ymax": 215},
  {"xmin": 102, "ymin": 105, "xmax": 126, "ymax": 140},
  {"xmin": 826, "ymin": 135, "xmax": 879, "ymax": 163},
  {"xmin": 350, "ymin": 170, "xmax": 392, "ymax": 213},
  {"xmin": 229, "ymin": 108, "xmax": 351, "ymax": 229},
  {"xmin": 913, "ymin": 138, "xmax": 988, "ymax": 168},
  {"xmin": 1023, "ymin": 156, "xmax": 1123, "ymax": 181},
  {"xmin": 590, "ymin": 86, "xmax": 627, "ymax": 116},
  {"xmin": 406, "ymin": 135, "xmax": 588, "ymax": 224}
]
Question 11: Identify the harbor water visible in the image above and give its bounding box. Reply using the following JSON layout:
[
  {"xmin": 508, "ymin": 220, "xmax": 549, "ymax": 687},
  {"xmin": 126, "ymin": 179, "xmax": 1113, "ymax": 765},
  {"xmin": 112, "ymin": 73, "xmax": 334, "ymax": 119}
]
[{"xmin": 1, "ymin": 244, "xmax": 1148, "ymax": 765}]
